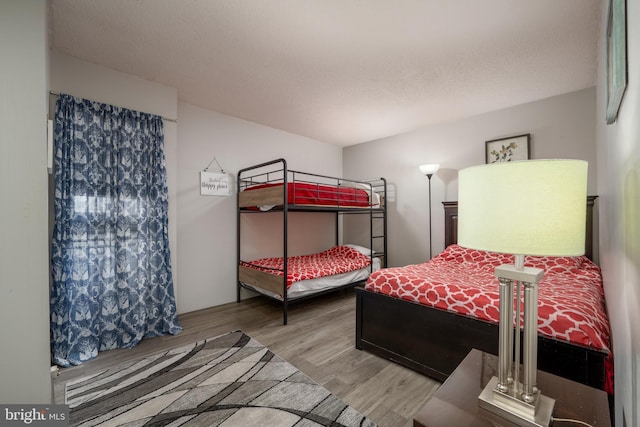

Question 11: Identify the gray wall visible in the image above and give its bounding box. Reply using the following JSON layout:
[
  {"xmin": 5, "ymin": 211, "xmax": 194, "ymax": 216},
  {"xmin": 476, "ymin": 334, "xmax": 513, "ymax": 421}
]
[
  {"xmin": 176, "ymin": 102, "xmax": 342, "ymax": 313},
  {"xmin": 343, "ymin": 88, "xmax": 598, "ymax": 268},
  {"xmin": 0, "ymin": 0, "xmax": 52, "ymax": 403},
  {"xmin": 596, "ymin": 0, "xmax": 640, "ymax": 425}
]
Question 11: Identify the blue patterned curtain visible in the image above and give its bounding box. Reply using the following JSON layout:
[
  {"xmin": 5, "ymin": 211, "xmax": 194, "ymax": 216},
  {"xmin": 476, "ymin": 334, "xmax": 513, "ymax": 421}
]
[{"xmin": 50, "ymin": 95, "xmax": 181, "ymax": 366}]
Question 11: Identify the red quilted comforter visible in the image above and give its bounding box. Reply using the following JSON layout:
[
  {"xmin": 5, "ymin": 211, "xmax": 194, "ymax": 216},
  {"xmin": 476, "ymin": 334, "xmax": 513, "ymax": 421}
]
[
  {"xmin": 365, "ymin": 244, "xmax": 611, "ymax": 353},
  {"xmin": 244, "ymin": 182, "xmax": 372, "ymax": 207},
  {"xmin": 241, "ymin": 246, "xmax": 372, "ymax": 287}
]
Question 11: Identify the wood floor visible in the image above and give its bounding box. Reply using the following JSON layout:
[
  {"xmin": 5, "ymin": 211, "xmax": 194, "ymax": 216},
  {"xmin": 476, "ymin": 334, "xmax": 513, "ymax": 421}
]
[{"xmin": 53, "ymin": 289, "xmax": 441, "ymax": 426}]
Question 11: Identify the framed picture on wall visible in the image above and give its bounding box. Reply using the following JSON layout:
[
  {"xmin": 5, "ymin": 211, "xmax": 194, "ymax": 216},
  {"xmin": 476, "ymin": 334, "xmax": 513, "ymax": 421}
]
[
  {"xmin": 485, "ymin": 134, "xmax": 530, "ymax": 164},
  {"xmin": 606, "ymin": 0, "xmax": 627, "ymax": 124}
]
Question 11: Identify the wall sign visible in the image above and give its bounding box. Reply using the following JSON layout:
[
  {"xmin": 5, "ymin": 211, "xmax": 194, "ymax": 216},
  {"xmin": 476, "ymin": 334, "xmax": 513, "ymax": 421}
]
[{"xmin": 200, "ymin": 171, "xmax": 230, "ymax": 196}]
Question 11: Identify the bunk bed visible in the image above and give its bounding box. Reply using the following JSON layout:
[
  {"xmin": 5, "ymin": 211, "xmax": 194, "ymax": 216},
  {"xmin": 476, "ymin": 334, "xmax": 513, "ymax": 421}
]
[
  {"xmin": 356, "ymin": 197, "xmax": 613, "ymax": 393},
  {"xmin": 237, "ymin": 158, "xmax": 387, "ymax": 324}
]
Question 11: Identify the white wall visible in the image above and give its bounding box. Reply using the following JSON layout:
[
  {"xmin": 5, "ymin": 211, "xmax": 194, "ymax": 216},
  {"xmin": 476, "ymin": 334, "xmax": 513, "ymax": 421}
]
[
  {"xmin": 0, "ymin": 0, "xmax": 52, "ymax": 403},
  {"xmin": 176, "ymin": 102, "xmax": 342, "ymax": 313},
  {"xmin": 344, "ymin": 88, "xmax": 598, "ymax": 267},
  {"xmin": 596, "ymin": 0, "xmax": 640, "ymax": 425},
  {"xmin": 49, "ymin": 52, "xmax": 180, "ymax": 302}
]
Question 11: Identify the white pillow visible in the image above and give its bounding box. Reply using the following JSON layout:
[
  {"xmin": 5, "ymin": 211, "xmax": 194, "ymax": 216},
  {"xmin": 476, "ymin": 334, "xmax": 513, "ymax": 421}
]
[{"xmin": 344, "ymin": 244, "xmax": 374, "ymax": 256}]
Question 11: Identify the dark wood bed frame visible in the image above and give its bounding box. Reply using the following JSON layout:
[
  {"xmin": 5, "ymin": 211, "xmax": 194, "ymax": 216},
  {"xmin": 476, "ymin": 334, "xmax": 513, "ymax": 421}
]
[{"xmin": 355, "ymin": 196, "xmax": 609, "ymax": 391}]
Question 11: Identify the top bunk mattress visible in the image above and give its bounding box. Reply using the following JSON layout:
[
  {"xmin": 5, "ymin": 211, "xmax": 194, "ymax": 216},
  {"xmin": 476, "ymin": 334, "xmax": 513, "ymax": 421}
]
[{"xmin": 239, "ymin": 182, "xmax": 380, "ymax": 209}]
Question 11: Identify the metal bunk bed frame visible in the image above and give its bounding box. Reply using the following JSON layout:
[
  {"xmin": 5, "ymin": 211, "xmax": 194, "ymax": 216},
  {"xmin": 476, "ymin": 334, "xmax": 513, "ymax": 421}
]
[{"xmin": 237, "ymin": 158, "xmax": 387, "ymax": 324}]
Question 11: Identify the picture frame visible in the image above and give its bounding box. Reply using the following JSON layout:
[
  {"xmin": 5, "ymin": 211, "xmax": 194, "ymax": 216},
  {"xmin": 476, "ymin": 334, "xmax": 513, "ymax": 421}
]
[
  {"xmin": 606, "ymin": 0, "xmax": 627, "ymax": 124},
  {"xmin": 485, "ymin": 134, "xmax": 530, "ymax": 164}
]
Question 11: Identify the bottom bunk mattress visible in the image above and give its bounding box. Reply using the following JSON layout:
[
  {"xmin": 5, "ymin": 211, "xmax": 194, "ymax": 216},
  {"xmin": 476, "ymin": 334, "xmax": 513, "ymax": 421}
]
[
  {"xmin": 358, "ymin": 244, "xmax": 613, "ymax": 392},
  {"xmin": 239, "ymin": 245, "xmax": 380, "ymax": 300}
]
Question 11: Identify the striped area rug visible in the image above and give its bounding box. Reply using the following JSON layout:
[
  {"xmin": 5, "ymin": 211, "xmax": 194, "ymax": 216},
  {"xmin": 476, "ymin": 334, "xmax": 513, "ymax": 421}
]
[{"xmin": 65, "ymin": 331, "xmax": 375, "ymax": 426}]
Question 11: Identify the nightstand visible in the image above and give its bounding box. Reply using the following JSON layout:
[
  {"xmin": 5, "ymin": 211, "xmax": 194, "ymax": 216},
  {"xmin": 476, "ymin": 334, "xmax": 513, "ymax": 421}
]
[{"xmin": 414, "ymin": 349, "xmax": 611, "ymax": 427}]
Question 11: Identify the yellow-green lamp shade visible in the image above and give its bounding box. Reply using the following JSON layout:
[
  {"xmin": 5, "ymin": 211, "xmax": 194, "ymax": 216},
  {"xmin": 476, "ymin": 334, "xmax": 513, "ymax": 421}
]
[{"xmin": 458, "ymin": 159, "xmax": 588, "ymax": 256}]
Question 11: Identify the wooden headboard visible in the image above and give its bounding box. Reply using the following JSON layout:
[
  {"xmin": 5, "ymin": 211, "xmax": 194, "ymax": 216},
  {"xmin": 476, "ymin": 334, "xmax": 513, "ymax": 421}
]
[{"xmin": 442, "ymin": 196, "xmax": 598, "ymax": 261}]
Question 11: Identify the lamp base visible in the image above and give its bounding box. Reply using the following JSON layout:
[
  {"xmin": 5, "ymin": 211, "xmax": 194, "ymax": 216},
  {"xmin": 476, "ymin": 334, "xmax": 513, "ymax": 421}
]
[{"xmin": 478, "ymin": 376, "xmax": 555, "ymax": 427}]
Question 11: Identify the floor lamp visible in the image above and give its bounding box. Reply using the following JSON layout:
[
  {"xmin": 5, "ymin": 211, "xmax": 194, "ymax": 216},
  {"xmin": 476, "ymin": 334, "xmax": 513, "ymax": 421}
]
[
  {"xmin": 419, "ymin": 163, "xmax": 440, "ymax": 259},
  {"xmin": 457, "ymin": 159, "xmax": 587, "ymax": 427}
]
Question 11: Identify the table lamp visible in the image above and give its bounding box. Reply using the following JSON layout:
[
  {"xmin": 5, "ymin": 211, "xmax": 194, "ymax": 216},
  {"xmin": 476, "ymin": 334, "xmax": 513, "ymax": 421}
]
[{"xmin": 457, "ymin": 159, "xmax": 587, "ymax": 427}]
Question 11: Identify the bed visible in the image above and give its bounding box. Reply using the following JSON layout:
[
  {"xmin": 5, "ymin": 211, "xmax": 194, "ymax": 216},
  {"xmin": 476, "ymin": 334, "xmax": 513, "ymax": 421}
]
[
  {"xmin": 356, "ymin": 197, "xmax": 613, "ymax": 393},
  {"xmin": 239, "ymin": 244, "xmax": 382, "ymax": 298},
  {"xmin": 237, "ymin": 158, "xmax": 387, "ymax": 324}
]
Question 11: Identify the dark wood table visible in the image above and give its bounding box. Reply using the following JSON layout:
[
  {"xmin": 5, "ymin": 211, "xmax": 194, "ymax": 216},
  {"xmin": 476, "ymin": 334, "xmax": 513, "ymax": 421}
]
[{"xmin": 414, "ymin": 349, "xmax": 611, "ymax": 427}]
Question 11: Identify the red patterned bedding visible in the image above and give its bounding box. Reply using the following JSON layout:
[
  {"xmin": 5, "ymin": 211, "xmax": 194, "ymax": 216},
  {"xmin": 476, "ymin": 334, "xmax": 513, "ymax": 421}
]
[
  {"xmin": 244, "ymin": 182, "xmax": 372, "ymax": 207},
  {"xmin": 365, "ymin": 244, "xmax": 610, "ymax": 353},
  {"xmin": 241, "ymin": 245, "xmax": 372, "ymax": 287}
]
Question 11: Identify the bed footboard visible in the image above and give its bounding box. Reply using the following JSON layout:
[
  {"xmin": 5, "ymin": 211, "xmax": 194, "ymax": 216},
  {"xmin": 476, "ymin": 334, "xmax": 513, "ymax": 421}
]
[{"xmin": 355, "ymin": 287, "xmax": 608, "ymax": 391}]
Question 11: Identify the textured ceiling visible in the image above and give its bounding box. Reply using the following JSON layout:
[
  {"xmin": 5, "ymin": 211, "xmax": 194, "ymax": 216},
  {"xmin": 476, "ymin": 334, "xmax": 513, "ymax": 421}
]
[{"xmin": 49, "ymin": 0, "xmax": 602, "ymax": 146}]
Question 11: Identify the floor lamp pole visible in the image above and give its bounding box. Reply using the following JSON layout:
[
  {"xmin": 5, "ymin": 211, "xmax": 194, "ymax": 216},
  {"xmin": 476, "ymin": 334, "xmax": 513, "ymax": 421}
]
[
  {"xmin": 427, "ymin": 173, "xmax": 433, "ymax": 259},
  {"xmin": 419, "ymin": 163, "xmax": 439, "ymax": 260}
]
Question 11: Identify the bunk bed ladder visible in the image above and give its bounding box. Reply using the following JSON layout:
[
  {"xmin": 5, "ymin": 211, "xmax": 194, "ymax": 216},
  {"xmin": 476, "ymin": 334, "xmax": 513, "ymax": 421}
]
[
  {"xmin": 371, "ymin": 178, "xmax": 387, "ymax": 268},
  {"xmin": 282, "ymin": 162, "xmax": 289, "ymax": 325}
]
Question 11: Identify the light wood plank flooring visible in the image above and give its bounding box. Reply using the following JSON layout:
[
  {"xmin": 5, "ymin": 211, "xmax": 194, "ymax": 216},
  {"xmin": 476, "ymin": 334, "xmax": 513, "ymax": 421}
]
[{"xmin": 53, "ymin": 289, "xmax": 441, "ymax": 426}]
